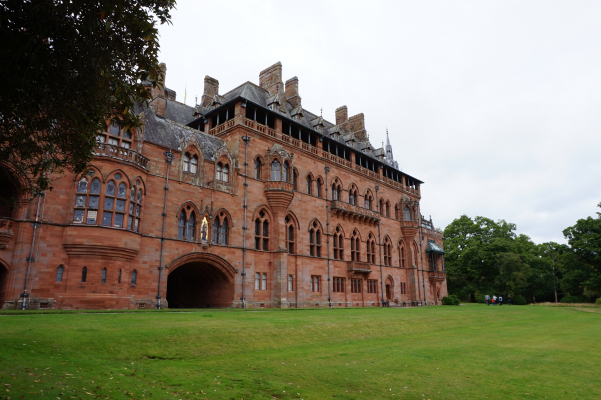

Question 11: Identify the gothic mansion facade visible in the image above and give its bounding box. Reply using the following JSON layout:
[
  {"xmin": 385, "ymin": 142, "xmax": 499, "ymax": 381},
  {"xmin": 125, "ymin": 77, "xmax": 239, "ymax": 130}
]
[{"xmin": 0, "ymin": 62, "xmax": 447, "ymax": 309}]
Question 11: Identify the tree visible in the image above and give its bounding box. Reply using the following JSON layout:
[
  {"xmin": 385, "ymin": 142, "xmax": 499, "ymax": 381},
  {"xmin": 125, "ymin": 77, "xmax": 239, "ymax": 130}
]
[
  {"xmin": 0, "ymin": 0, "xmax": 175, "ymax": 196},
  {"xmin": 561, "ymin": 203, "xmax": 601, "ymax": 297}
]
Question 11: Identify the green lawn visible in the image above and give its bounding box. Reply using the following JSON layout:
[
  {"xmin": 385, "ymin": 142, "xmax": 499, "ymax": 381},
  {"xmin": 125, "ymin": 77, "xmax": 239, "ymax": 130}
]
[{"xmin": 1, "ymin": 304, "xmax": 600, "ymax": 400}]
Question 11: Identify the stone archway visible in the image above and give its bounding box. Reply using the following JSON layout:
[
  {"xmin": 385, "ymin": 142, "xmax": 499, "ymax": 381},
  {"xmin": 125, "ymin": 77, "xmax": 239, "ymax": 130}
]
[{"xmin": 166, "ymin": 253, "xmax": 236, "ymax": 309}]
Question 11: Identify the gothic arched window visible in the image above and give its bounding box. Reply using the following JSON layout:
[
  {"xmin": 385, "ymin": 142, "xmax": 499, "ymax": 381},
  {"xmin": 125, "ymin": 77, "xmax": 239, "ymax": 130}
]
[
  {"xmin": 306, "ymin": 175, "xmax": 312, "ymax": 195},
  {"xmin": 404, "ymin": 206, "xmax": 411, "ymax": 221},
  {"xmin": 56, "ymin": 265, "xmax": 64, "ymax": 282},
  {"xmin": 81, "ymin": 267, "xmax": 87, "ymax": 283},
  {"xmin": 384, "ymin": 237, "xmax": 392, "ymax": 266},
  {"xmin": 367, "ymin": 234, "xmax": 376, "ymax": 264},
  {"xmin": 187, "ymin": 211, "xmax": 196, "ymax": 240},
  {"xmin": 333, "ymin": 226, "xmax": 344, "ymax": 260},
  {"xmin": 254, "ymin": 210, "xmax": 269, "ymax": 251},
  {"xmin": 190, "ymin": 155, "xmax": 198, "ymax": 174},
  {"xmin": 271, "ymin": 160, "xmax": 280, "ymax": 181},
  {"xmin": 351, "ymin": 230, "xmax": 360, "ymax": 261},
  {"xmin": 183, "ymin": 153, "xmax": 190, "ymax": 172},
  {"xmin": 178, "ymin": 210, "xmax": 186, "ymax": 239},
  {"xmin": 316, "ymin": 178, "xmax": 322, "ymax": 198},
  {"xmin": 254, "ymin": 158, "xmax": 262, "ymax": 180},
  {"xmin": 285, "ymin": 216, "xmax": 295, "ymax": 254},
  {"xmin": 222, "ymin": 164, "xmax": 229, "ymax": 182},
  {"xmin": 309, "ymin": 221, "xmax": 322, "ymax": 257},
  {"xmin": 73, "ymin": 176, "xmax": 101, "ymax": 225},
  {"xmin": 131, "ymin": 270, "xmax": 137, "ymax": 285},
  {"xmin": 212, "ymin": 212, "xmax": 230, "ymax": 245}
]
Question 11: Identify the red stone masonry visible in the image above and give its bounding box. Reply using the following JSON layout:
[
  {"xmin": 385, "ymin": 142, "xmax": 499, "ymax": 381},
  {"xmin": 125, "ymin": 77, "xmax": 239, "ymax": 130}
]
[{"xmin": 0, "ymin": 63, "xmax": 447, "ymax": 310}]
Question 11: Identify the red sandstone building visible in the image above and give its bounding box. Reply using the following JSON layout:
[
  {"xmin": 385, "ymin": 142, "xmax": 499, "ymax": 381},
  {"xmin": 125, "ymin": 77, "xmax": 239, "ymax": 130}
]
[{"xmin": 0, "ymin": 62, "xmax": 447, "ymax": 310}]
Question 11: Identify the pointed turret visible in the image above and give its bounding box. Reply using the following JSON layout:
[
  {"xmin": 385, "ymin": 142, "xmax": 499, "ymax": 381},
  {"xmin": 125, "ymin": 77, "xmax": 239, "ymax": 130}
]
[{"xmin": 385, "ymin": 129, "xmax": 394, "ymax": 161}]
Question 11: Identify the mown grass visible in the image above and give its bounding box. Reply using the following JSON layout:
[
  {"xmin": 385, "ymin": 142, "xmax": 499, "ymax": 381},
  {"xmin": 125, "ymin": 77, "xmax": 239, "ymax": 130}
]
[{"xmin": 0, "ymin": 304, "xmax": 599, "ymax": 400}]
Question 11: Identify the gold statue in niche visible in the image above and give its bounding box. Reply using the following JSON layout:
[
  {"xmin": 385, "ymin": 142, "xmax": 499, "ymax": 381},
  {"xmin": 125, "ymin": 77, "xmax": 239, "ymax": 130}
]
[{"xmin": 200, "ymin": 216, "xmax": 208, "ymax": 242}]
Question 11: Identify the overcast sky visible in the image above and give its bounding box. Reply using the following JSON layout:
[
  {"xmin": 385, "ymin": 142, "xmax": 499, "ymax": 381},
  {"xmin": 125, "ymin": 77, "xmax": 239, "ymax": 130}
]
[{"xmin": 157, "ymin": 1, "xmax": 601, "ymax": 244}]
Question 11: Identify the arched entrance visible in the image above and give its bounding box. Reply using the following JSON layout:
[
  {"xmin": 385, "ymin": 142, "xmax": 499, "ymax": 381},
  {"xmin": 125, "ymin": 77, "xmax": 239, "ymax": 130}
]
[
  {"xmin": 166, "ymin": 253, "xmax": 236, "ymax": 308},
  {"xmin": 385, "ymin": 276, "xmax": 394, "ymax": 301},
  {"xmin": 0, "ymin": 168, "xmax": 21, "ymax": 218}
]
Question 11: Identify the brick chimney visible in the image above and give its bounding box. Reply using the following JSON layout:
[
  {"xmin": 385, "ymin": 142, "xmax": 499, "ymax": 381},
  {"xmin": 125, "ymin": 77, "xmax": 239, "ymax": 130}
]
[
  {"xmin": 347, "ymin": 113, "xmax": 366, "ymax": 140},
  {"xmin": 150, "ymin": 63, "xmax": 168, "ymax": 117},
  {"xmin": 259, "ymin": 62, "xmax": 283, "ymax": 96},
  {"xmin": 285, "ymin": 77, "xmax": 301, "ymax": 108},
  {"xmin": 201, "ymin": 76, "xmax": 219, "ymax": 107},
  {"xmin": 335, "ymin": 106, "xmax": 348, "ymax": 125}
]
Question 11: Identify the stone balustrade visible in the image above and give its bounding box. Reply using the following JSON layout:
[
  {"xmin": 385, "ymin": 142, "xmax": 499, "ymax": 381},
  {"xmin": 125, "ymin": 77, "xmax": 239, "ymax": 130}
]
[{"xmin": 95, "ymin": 143, "xmax": 149, "ymax": 170}]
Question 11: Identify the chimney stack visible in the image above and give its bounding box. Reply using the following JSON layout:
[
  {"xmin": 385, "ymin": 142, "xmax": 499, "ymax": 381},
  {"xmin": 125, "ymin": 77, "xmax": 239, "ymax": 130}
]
[
  {"xmin": 150, "ymin": 62, "xmax": 168, "ymax": 117},
  {"xmin": 285, "ymin": 77, "xmax": 301, "ymax": 108},
  {"xmin": 335, "ymin": 106, "xmax": 348, "ymax": 125},
  {"xmin": 201, "ymin": 76, "xmax": 219, "ymax": 107},
  {"xmin": 259, "ymin": 62, "xmax": 283, "ymax": 96}
]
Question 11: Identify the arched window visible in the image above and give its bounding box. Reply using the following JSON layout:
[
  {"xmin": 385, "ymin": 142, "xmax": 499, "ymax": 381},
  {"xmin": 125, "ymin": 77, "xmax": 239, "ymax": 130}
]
[
  {"xmin": 384, "ymin": 238, "xmax": 392, "ymax": 266},
  {"xmin": 282, "ymin": 162, "xmax": 289, "ymax": 183},
  {"xmin": 364, "ymin": 192, "xmax": 373, "ymax": 210},
  {"xmin": 379, "ymin": 199, "xmax": 384, "ymax": 215},
  {"xmin": 385, "ymin": 201, "xmax": 391, "ymax": 218},
  {"xmin": 220, "ymin": 218, "xmax": 228, "ymax": 245},
  {"xmin": 309, "ymin": 221, "xmax": 322, "ymax": 257},
  {"xmin": 286, "ymin": 216, "xmax": 294, "ymax": 254},
  {"xmin": 178, "ymin": 210, "xmax": 186, "ymax": 239},
  {"xmin": 73, "ymin": 176, "xmax": 101, "ymax": 225},
  {"xmin": 367, "ymin": 234, "xmax": 376, "ymax": 264},
  {"xmin": 213, "ymin": 218, "xmax": 219, "ymax": 244},
  {"xmin": 56, "ymin": 265, "xmax": 64, "ymax": 282},
  {"xmin": 316, "ymin": 178, "xmax": 322, "ymax": 198},
  {"xmin": 118, "ymin": 269, "xmax": 122, "ymax": 284},
  {"xmin": 349, "ymin": 187, "xmax": 358, "ymax": 206},
  {"xmin": 254, "ymin": 158, "xmax": 262, "ymax": 180},
  {"xmin": 183, "ymin": 153, "xmax": 190, "ymax": 172},
  {"xmin": 81, "ymin": 267, "xmax": 87, "ymax": 283},
  {"xmin": 399, "ymin": 245, "xmax": 406, "ymax": 268},
  {"xmin": 271, "ymin": 160, "xmax": 280, "ymax": 181},
  {"xmin": 306, "ymin": 175, "xmax": 312, "ymax": 195},
  {"xmin": 395, "ymin": 204, "xmax": 400, "ymax": 220},
  {"xmin": 404, "ymin": 206, "xmax": 411, "ymax": 221},
  {"xmin": 216, "ymin": 162, "xmax": 223, "ymax": 181},
  {"xmin": 222, "ymin": 164, "xmax": 229, "ymax": 182},
  {"xmin": 101, "ymin": 268, "xmax": 107, "ymax": 284},
  {"xmin": 127, "ymin": 182, "xmax": 143, "ymax": 232},
  {"xmin": 333, "ymin": 226, "xmax": 343, "ymax": 260},
  {"xmin": 332, "ymin": 183, "xmax": 339, "ymax": 201},
  {"xmin": 351, "ymin": 230, "xmax": 360, "ymax": 261},
  {"xmin": 187, "ymin": 211, "xmax": 196, "ymax": 240},
  {"xmin": 131, "ymin": 270, "xmax": 137, "ymax": 285},
  {"xmin": 254, "ymin": 210, "xmax": 269, "ymax": 251},
  {"xmin": 190, "ymin": 155, "xmax": 198, "ymax": 174}
]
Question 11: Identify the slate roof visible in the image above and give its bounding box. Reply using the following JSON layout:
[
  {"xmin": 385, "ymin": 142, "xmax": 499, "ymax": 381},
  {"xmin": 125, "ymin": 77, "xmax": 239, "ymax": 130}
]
[
  {"xmin": 165, "ymin": 100, "xmax": 195, "ymax": 125},
  {"xmin": 142, "ymin": 104, "xmax": 224, "ymax": 160}
]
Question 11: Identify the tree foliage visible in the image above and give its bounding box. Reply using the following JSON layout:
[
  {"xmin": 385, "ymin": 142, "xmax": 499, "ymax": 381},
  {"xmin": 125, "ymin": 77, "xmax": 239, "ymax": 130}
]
[
  {"xmin": 561, "ymin": 203, "xmax": 601, "ymax": 297},
  {"xmin": 0, "ymin": 0, "xmax": 175, "ymax": 195}
]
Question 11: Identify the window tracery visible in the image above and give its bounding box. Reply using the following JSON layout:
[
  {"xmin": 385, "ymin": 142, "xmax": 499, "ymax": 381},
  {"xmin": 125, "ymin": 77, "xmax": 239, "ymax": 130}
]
[
  {"xmin": 309, "ymin": 221, "xmax": 322, "ymax": 257},
  {"xmin": 212, "ymin": 211, "xmax": 229, "ymax": 245},
  {"xmin": 351, "ymin": 230, "xmax": 361, "ymax": 261},
  {"xmin": 367, "ymin": 234, "xmax": 376, "ymax": 264},
  {"xmin": 254, "ymin": 210, "xmax": 269, "ymax": 251},
  {"xmin": 384, "ymin": 237, "xmax": 392, "ymax": 266},
  {"xmin": 333, "ymin": 226, "xmax": 344, "ymax": 260}
]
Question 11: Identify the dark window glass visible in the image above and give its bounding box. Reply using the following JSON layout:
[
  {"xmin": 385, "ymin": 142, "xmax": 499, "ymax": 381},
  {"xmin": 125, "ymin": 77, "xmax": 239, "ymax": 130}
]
[
  {"xmin": 131, "ymin": 270, "xmax": 137, "ymax": 285},
  {"xmin": 117, "ymin": 183, "xmax": 127, "ymax": 198},
  {"xmin": 101, "ymin": 268, "xmax": 107, "ymax": 283},
  {"xmin": 73, "ymin": 209, "xmax": 85, "ymax": 224},
  {"xmin": 135, "ymin": 205, "xmax": 140, "ymax": 217},
  {"xmin": 116, "ymin": 199, "xmax": 125, "ymax": 212},
  {"xmin": 88, "ymin": 195, "xmax": 99, "ymax": 208},
  {"xmin": 114, "ymin": 213, "xmax": 124, "ymax": 228},
  {"xmin": 81, "ymin": 267, "xmax": 87, "ymax": 283},
  {"xmin": 104, "ymin": 197, "xmax": 114, "ymax": 210},
  {"xmin": 106, "ymin": 181, "xmax": 115, "ymax": 196},
  {"xmin": 123, "ymin": 130, "xmax": 132, "ymax": 140},
  {"xmin": 90, "ymin": 178, "xmax": 101, "ymax": 194},
  {"xmin": 220, "ymin": 219, "xmax": 228, "ymax": 245},
  {"xmin": 109, "ymin": 122, "xmax": 120, "ymax": 136},
  {"xmin": 187, "ymin": 212, "xmax": 195, "ymax": 240},
  {"xmin": 102, "ymin": 212, "xmax": 112, "ymax": 226},
  {"xmin": 127, "ymin": 216, "xmax": 133, "ymax": 230},
  {"xmin": 178, "ymin": 210, "xmax": 186, "ymax": 239},
  {"xmin": 263, "ymin": 220, "xmax": 269, "ymax": 237},
  {"xmin": 118, "ymin": 269, "xmax": 122, "ymax": 284},
  {"xmin": 255, "ymin": 219, "xmax": 260, "ymax": 235},
  {"xmin": 56, "ymin": 266, "xmax": 64, "ymax": 282},
  {"xmin": 213, "ymin": 218, "xmax": 220, "ymax": 244},
  {"xmin": 75, "ymin": 195, "xmax": 86, "ymax": 207}
]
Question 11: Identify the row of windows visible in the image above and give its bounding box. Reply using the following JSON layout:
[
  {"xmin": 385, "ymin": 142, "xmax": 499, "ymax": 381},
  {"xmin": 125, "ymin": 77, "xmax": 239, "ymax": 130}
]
[
  {"xmin": 73, "ymin": 174, "xmax": 143, "ymax": 231},
  {"xmin": 252, "ymin": 276, "xmax": 402, "ymax": 295},
  {"xmin": 55, "ymin": 266, "xmax": 137, "ymax": 285},
  {"xmin": 96, "ymin": 121, "xmax": 133, "ymax": 149}
]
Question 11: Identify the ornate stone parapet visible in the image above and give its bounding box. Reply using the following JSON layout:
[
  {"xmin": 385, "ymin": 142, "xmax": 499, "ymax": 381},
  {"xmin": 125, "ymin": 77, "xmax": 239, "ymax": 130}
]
[{"xmin": 330, "ymin": 200, "xmax": 380, "ymax": 224}]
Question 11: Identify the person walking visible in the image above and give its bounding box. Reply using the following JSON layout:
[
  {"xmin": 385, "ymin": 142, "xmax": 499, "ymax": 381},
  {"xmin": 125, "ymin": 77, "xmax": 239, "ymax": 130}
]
[
  {"xmin": 492, "ymin": 295, "xmax": 497, "ymax": 305},
  {"xmin": 498, "ymin": 295, "xmax": 503, "ymax": 306},
  {"xmin": 485, "ymin": 294, "xmax": 490, "ymax": 306},
  {"xmin": 507, "ymin": 295, "xmax": 511, "ymax": 306}
]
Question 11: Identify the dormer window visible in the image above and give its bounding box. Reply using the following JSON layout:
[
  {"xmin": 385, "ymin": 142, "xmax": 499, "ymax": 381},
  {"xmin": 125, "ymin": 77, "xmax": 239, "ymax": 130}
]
[
  {"xmin": 216, "ymin": 162, "xmax": 229, "ymax": 182},
  {"xmin": 97, "ymin": 120, "xmax": 133, "ymax": 149}
]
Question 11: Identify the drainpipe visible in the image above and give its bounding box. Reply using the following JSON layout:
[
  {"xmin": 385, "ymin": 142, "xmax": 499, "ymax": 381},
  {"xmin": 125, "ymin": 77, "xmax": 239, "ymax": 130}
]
[
  {"xmin": 324, "ymin": 165, "xmax": 332, "ymax": 308},
  {"xmin": 156, "ymin": 150, "xmax": 175, "ymax": 309},
  {"xmin": 20, "ymin": 190, "xmax": 44, "ymax": 310},
  {"xmin": 241, "ymin": 133, "xmax": 251, "ymax": 308},
  {"xmin": 375, "ymin": 185, "xmax": 385, "ymax": 307},
  {"xmin": 417, "ymin": 202, "xmax": 426, "ymax": 305}
]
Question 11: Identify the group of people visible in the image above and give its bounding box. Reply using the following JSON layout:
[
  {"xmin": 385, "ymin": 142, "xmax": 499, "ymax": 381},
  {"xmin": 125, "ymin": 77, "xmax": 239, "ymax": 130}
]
[{"xmin": 484, "ymin": 294, "xmax": 511, "ymax": 306}]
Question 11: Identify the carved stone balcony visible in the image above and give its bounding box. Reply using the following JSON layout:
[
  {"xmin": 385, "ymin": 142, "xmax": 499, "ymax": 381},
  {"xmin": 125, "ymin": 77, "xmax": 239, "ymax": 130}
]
[
  {"xmin": 401, "ymin": 220, "xmax": 419, "ymax": 239},
  {"xmin": 95, "ymin": 143, "xmax": 149, "ymax": 170},
  {"xmin": 0, "ymin": 218, "xmax": 14, "ymax": 249},
  {"xmin": 264, "ymin": 180, "xmax": 294, "ymax": 212},
  {"xmin": 329, "ymin": 200, "xmax": 381, "ymax": 224},
  {"xmin": 428, "ymin": 270, "xmax": 446, "ymax": 283},
  {"xmin": 347, "ymin": 261, "xmax": 373, "ymax": 275}
]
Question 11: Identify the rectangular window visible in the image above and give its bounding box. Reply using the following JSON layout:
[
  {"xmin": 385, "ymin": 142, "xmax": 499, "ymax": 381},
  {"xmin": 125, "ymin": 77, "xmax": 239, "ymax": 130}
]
[
  {"xmin": 113, "ymin": 213, "xmax": 124, "ymax": 228},
  {"xmin": 86, "ymin": 210, "xmax": 97, "ymax": 224},
  {"xmin": 108, "ymin": 137, "xmax": 119, "ymax": 146},
  {"xmin": 288, "ymin": 275, "xmax": 293, "ymax": 292},
  {"xmin": 333, "ymin": 277, "xmax": 345, "ymax": 293},
  {"xmin": 127, "ymin": 216, "xmax": 133, "ymax": 230},
  {"xmin": 73, "ymin": 209, "xmax": 84, "ymax": 224},
  {"xmin": 104, "ymin": 197, "xmax": 114, "ymax": 210},
  {"xmin": 134, "ymin": 218, "xmax": 140, "ymax": 232},
  {"xmin": 261, "ymin": 273, "xmax": 267, "ymax": 290},
  {"xmin": 121, "ymin": 141, "xmax": 131, "ymax": 149},
  {"xmin": 102, "ymin": 212, "xmax": 112, "ymax": 226},
  {"xmin": 88, "ymin": 195, "xmax": 99, "ymax": 209},
  {"xmin": 311, "ymin": 275, "xmax": 320, "ymax": 292},
  {"xmin": 75, "ymin": 195, "xmax": 86, "ymax": 207},
  {"xmin": 116, "ymin": 200, "xmax": 126, "ymax": 212},
  {"xmin": 255, "ymin": 273, "xmax": 260, "ymax": 290},
  {"xmin": 351, "ymin": 279, "xmax": 362, "ymax": 293},
  {"xmin": 367, "ymin": 279, "xmax": 378, "ymax": 294}
]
